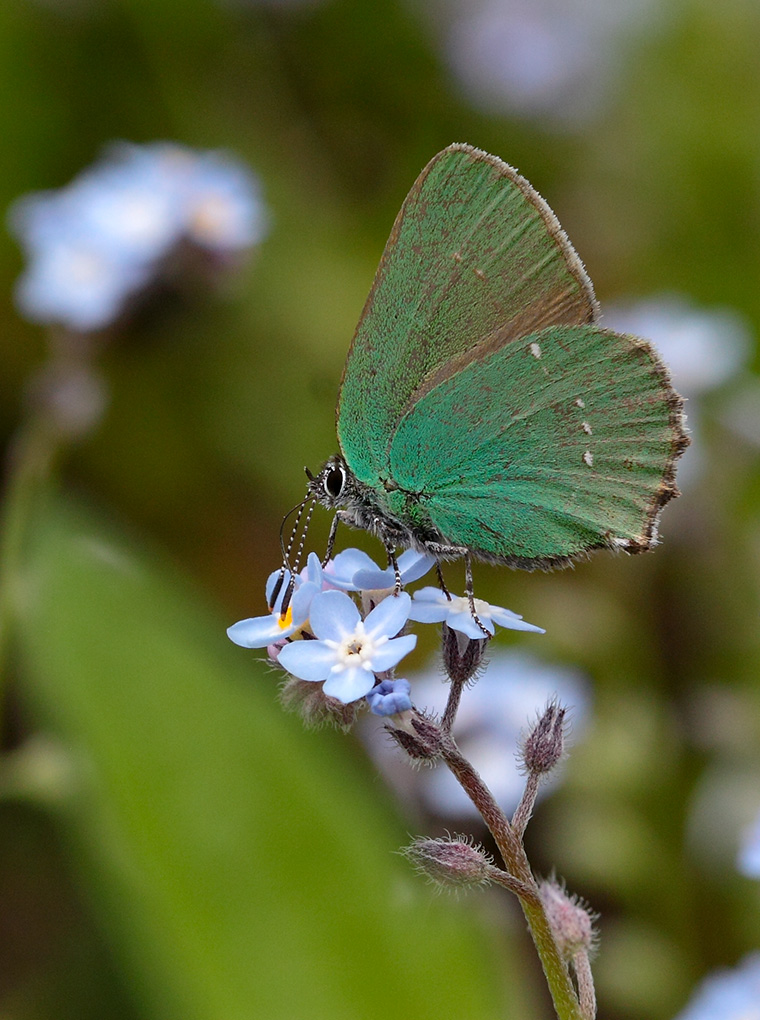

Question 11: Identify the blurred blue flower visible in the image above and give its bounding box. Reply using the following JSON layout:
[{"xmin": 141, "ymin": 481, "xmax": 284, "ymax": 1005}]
[
  {"xmin": 422, "ymin": 0, "xmax": 662, "ymax": 127},
  {"xmin": 409, "ymin": 587, "xmax": 544, "ymax": 639},
  {"xmin": 323, "ymin": 547, "xmax": 435, "ymax": 592},
  {"xmin": 227, "ymin": 553, "xmax": 323, "ymax": 648},
  {"xmin": 366, "ymin": 678, "xmax": 413, "ymax": 717},
  {"xmin": 9, "ymin": 141, "xmax": 268, "ymax": 332},
  {"xmin": 362, "ymin": 650, "xmax": 590, "ymax": 819},
  {"xmin": 182, "ymin": 150, "xmax": 269, "ymax": 252},
  {"xmin": 277, "ymin": 589, "xmax": 416, "ymax": 703},
  {"xmin": 13, "ymin": 238, "xmax": 152, "ymax": 333},
  {"xmin": 738, "ymin": 808, "xmax": 760, "ymax": 878},
  {"xmin": 674, "ymin": 953, "xmax": 760, "ymax": 1020}
]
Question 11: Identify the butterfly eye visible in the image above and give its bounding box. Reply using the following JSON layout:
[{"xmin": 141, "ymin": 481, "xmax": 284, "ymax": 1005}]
[{"xmin": 324, "ymin": 465, "xmax": 346, "ymax": 499}]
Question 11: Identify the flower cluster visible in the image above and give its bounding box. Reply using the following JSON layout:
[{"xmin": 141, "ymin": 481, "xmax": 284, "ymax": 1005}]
[
  {"xmin": 8, "ymin": 141, "xmax": 268, "ymax": 332},
  {"xmin": 227, "ymin": 547, "xmax": 544, "ymax": 718}
]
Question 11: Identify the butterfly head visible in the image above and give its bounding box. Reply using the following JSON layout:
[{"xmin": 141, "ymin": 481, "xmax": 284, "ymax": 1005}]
[{"xmin": 306, "ymin": 454, "xmax": 351, "ymax": 510}]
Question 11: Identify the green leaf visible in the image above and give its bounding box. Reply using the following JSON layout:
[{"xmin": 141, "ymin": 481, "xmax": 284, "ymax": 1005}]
[{"xmin": 14, "ymin": 494, "xmax": 513, "ymax": 1020}]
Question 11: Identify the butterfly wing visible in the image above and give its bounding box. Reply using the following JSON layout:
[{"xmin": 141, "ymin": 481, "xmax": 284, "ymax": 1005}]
[
  {"xmin": 337, "ymin": 144, "xmax": 599, "ymax": 487},
  {"xmin": 385, "ymin": 324, "xmax": 687, "ymax": 567}
]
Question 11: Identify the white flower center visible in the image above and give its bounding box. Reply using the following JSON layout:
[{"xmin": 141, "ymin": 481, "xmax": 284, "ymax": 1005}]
[
  {"xmin": 449, "ymin": 595, "xmax": 491, "ymax": 617},
  {"xmin": 327, "ymin": 621, "xmax": 388, "ymax": 673}
]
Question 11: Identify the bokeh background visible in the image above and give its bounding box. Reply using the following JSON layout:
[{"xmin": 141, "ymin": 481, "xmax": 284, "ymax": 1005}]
[{"xmin": 2, "ymin": 1, "xmax": 760, "ymax": 1018}]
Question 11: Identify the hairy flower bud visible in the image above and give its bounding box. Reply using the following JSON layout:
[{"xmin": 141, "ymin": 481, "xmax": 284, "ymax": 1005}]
[
  {"xmin": 441, "ymin": 623, "xmax": 489, "ymax": 684},
  {"xmin": 403, "ymin": 834, "xmax": 494, "ymax": 889},
  {"xmin": 520, "ymin": 699, "xmax": 566, "ymax": 776},
  {"xmin": 538, "ymin": 878, "xmax": 597, "ymax": 961},
  {"xmin": 279, "ymin": 677, "xmax": 360, "ymax": 731},
  {"xmin": 385, "ymin": 710, "xmax": 443, "ymax": 760}
]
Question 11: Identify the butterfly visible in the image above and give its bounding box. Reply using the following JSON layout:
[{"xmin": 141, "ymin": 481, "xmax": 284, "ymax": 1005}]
[{"xmin": 300, "ymin": 143, "xmax": 687, "ymax": 600}]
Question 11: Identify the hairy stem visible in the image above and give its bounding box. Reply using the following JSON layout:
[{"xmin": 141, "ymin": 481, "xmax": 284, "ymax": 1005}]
[
  {"xmin": 512, "ymin": 772, "xmax": 541, "ymax": 840},
  {"xmin": 440, "ymin": 734, "xmax": 583, "ymax": 1020},
  {"xmin": 441, "ymin": 674, "xmax": 465, "ymax": 734},
  {"xmin": 573, "ymin": 951, "xmax": 597, "ymax": 1020}
]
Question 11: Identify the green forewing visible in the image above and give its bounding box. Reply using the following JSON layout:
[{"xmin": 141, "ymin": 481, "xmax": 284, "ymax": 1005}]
[
  {"xmin": 387, "ymin": 325, "xmax": 683, "ymax": 565},
  {"xmin": 337, "ymin": 144, "xmax": 598, "ymax": 485}
]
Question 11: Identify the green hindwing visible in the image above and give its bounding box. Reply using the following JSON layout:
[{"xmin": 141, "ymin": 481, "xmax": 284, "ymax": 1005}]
[{"xmin": 387, "ymin": 325, "xmax": 688, "ymax": 568}]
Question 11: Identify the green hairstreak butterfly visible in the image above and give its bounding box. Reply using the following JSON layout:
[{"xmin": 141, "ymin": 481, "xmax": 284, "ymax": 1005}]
[{"xmin": 306, "ymin": 143, "xmax": 688, "ymax": 584}]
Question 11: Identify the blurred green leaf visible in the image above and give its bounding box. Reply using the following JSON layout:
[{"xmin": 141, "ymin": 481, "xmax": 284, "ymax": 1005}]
[{"xmin": 14, "ymin": 493, "xmax": 513, "ymax": 1020}]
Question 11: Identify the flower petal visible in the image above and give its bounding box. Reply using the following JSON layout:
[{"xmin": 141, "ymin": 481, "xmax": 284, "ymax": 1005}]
[
  {"xmin": 352, "ymin": 550, "xmax": 435, "ymax": 590},
  {"xmin": 302, "ymin": 551, "xmax": 324, "ymax": 588},
  {"xmin": 290, "ymin": 580, "xmax": 320, "ymax": 625},
  {"xmin": 265, "ymin": 568, "xmax": 294, "ymax": 611},
  {"xmin": 277, "ymin": 640, "xmax": 336, "ymax": 681},
  {"xmin": 227, "ymin": 615, "xmax": 285, "ymax": 648},
  {"xmin": 370, "ymin": 632, "xmax": 417, "ymax": 672},
  {"xmin": 323, "ymin": 548, "xmax": 378, "ymax": 591},
  {"xmin": 489, "ymin": 606, "xmax": 545, "ymax": 634},
  {"xmin": 364, "ymin": 590, "xmax": 411, "ymax": 639},
  {"xmin": 446, "ymin": 609, "xmax": 495, "ymax": 640},
  {"xmin": 411, "ymin": 586, "xmax": 448, "ymax": 605},
  {"xmin": 323, "ymin": 664, "xmax": 376, "ymax": 703},
  {"xmin": 308, "ymin": 589, "xmax": 361, "ymax": 641},
  {"xmin": 397, "ymin": 550, "xmax": 437, "ymax": 583}
]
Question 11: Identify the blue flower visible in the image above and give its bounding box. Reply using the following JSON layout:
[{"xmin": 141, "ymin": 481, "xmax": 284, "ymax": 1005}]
[
  {"xmin": 323, "ymin": 547, "xmax": 435, "ymax": 592},
  {"xmin": 674, "ymin": 953, "xmax": 760, "ymax": 1020},
  {"xmin": 182, "ymin": 149, "xmax": 269, "ymax": 251},
  {"xmin": 277, "ymin": 589, "xmax": 417, "ymax": 704},
  {"xmin": 13, "ymin": 237, "xmax": 152, "ymax": 332},
  {"xmin": 366, "ymin": 679, "xmax": 413, "ymax": 717},
  {"xmin": 227, "ymin": 553, "xmax": 323, "ymax": 649},
  {"xmin": 738, "ymin": 808, "xmax": 760, "ymax": 879},
  {"xmin": 8, "ymin": 141, "xmax": 268, "ymax": 331},
  {"xmin": 408, "ymin": 587, "xmax": 545, "ymax": 640}
]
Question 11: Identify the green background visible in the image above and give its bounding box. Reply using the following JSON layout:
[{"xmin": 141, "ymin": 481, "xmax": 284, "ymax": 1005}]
[{"xmin": 1, "ymin": 1, "xmax": 760, "ymax": 1017}]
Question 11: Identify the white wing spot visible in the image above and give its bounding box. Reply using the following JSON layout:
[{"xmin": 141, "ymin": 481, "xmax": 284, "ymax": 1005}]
[
  {"xmin": 575, "ymin": 398, "xmax": 586, "ymax": 409},
  {"xmin": 582, "ymin": 450, "xmax": 594, "ymax": 467},
  {"xmin": 452, "ymin": 251, "xmax": 462, "ymax": 262},
  {"xmin": 529, "ymin": 342, "xmax": 542, "ymax": 359},
  {"xmin": 582, "ymin": 422, "xmax": 592, "ymax": 435},
  {"xmin": 610, "ymin": 536, "xmax": 632, "ymax": 550}
]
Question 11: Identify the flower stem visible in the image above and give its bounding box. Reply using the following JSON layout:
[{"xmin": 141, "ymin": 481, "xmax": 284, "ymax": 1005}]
[
  {"xmin": 439, "ymin": 734, "xmax": 583, "ymax": 1020},
  {"xmin": 441, "ymin": 674, "xmax": 465, "ymax": 734},
  {"xmin": 512, "ymin": 772, "xmax": 541, "ymax": 840},
  {"xmin": 573, "ymin": 951, "xmax": 597, "ymax": 1020}
]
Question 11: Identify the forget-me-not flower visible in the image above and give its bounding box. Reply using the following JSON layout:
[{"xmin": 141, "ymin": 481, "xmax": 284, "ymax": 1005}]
[
  {"xmin": 227, "ymin": 553, "xmax": 323, "ymax": 648},
  {"xmin": 9, "ymin": 141, "xmax": 268, "ymax": 332},
  {"xmin": 409, "ymin": 586, "xmax": 544, "ymax": 639},
  {"xmin": 277, "ymin": 589, "xmax": 416, "ymax": 704}
]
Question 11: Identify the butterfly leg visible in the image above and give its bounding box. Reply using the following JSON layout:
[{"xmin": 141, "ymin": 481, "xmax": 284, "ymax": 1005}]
[
  {"xmin": 322, "ymin": 512, "xmax": 341, "ymax": 566},
  {"xmin": 435, "ymin": 561, "xmax": 452, "ymax": 601},
  {"xmin": 385, "ymin": 544, "xmax": 402, "ymax": 595},
  {"xmin": 464, "ymin": 553, "xmax": 491, "ymax": 638}
]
